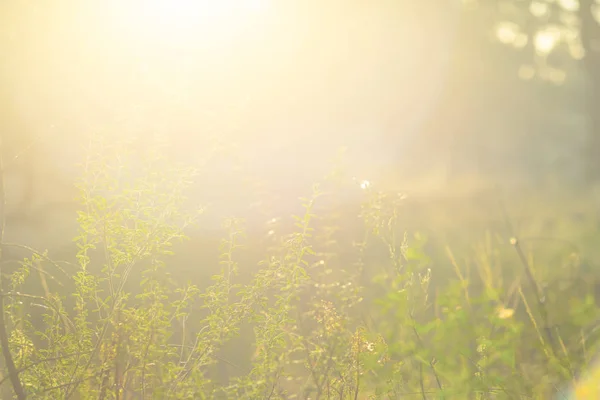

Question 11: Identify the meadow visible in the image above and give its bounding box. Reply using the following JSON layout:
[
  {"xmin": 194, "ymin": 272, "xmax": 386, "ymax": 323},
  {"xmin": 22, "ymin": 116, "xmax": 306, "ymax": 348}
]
[{"xmin": 0, "ymin": 136, "xmax": 598, "ymax": 400}]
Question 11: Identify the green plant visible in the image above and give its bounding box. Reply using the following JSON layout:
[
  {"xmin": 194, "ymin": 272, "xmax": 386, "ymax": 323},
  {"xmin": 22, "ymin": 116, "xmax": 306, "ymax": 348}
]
[{"xmin": 0, "ymin": 136, "xmax": 599, "ymax": 399}]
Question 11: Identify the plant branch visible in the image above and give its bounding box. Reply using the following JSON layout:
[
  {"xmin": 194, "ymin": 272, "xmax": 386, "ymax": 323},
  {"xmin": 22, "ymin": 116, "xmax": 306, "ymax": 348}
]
[{"xmin": 0, "ymin": 136, "xmax": 27, "ymax": 399}]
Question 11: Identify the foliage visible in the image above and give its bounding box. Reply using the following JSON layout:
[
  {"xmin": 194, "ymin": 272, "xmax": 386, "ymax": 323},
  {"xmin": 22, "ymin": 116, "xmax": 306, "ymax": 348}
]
[{"xmin": 0, "ymin": 137, "xmax": 599, "ymax": 400}]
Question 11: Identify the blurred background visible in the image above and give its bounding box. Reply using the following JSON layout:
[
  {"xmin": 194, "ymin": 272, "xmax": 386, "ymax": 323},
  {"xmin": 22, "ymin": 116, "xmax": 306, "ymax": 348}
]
[
  {"xmin": 2, "ymin": 1, "xmax": 599, "ymax": 236},
  {"xmin": 2, "ymin": 0, "xmax": 599, "ymax": 212},
  {"xmin": 1, "ymin": 0, "xmax": 600, "ymax": 278}
]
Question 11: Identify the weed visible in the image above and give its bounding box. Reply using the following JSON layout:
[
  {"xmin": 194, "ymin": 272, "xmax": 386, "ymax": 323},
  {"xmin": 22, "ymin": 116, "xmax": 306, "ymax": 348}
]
[{"xmin": 0, "ymin": 136, "xmax": 598, "ymax": 399}]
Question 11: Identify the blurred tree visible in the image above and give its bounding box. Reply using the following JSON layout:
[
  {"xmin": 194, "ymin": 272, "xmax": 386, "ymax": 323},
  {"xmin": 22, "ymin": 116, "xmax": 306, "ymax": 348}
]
[
  {"xmin": 454, "ymin": 0, "xmax": 600, "ymax": 180},
  {"xmin": 577, "ymin": 0, "xmax": 600, "ymax": 180}
]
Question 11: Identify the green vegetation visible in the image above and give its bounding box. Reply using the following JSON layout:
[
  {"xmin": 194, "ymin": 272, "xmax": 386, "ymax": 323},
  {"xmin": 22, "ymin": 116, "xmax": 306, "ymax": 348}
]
[{"xmin": 0, "ymin": 137, "xmax": 599, "ymax": 400}]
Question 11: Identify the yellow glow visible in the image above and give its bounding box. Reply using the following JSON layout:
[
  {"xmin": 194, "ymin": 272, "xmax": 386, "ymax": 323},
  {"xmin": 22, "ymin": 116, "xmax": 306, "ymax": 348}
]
[
  {"xmin": 495, "ymin": 22, "xmax": 520, "ymax": 45},
  {"xmin": 116, "ymin": 0, "xmax": 270, "ymax": 46},
  {"xmin": 535, "ymin": 29, "xmax": 560, "ymax": 54}
]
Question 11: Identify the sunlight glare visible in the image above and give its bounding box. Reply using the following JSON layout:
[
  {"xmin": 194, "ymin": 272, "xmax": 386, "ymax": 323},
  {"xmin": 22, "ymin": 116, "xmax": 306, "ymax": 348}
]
[
  {"xmin": 495, "ymin": 22, "xmax": 520, "ymax": 45},
  {"xmin": 122, "ymin": 0, "xmax": 270, "ymax": 45},
  {"xmin": 534, "ymin": 29, "xmax": 559, "ymax": 54}
]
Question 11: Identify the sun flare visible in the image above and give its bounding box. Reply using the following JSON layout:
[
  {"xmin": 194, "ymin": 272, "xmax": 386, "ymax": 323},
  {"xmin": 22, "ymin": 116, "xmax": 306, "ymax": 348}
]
[{"xmin": 117, "ymin": 0, "xmax": 270, "ymax": 46}]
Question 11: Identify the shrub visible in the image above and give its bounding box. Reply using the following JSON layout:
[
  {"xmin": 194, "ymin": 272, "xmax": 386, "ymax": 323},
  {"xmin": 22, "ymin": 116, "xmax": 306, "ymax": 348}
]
[{"xmin": 0, "ymin": 136, "xmax": 598, "ymax": 399}]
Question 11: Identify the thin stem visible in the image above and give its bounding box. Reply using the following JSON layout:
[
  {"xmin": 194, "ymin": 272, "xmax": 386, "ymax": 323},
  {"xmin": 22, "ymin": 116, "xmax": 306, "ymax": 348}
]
[
  {"xmin": 0, "ymin": 136, "xmax": 27, "ymax": 399},
  {"xmin": 511, "ymin": 237, "xmax": 557, "ymax": 357}
]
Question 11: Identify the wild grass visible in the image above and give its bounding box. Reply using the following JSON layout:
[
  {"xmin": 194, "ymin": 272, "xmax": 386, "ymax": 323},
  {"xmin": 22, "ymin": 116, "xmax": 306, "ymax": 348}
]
[{"xmin": 0, "ymin": 136, "xmax": 598, "ymax": 399}]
